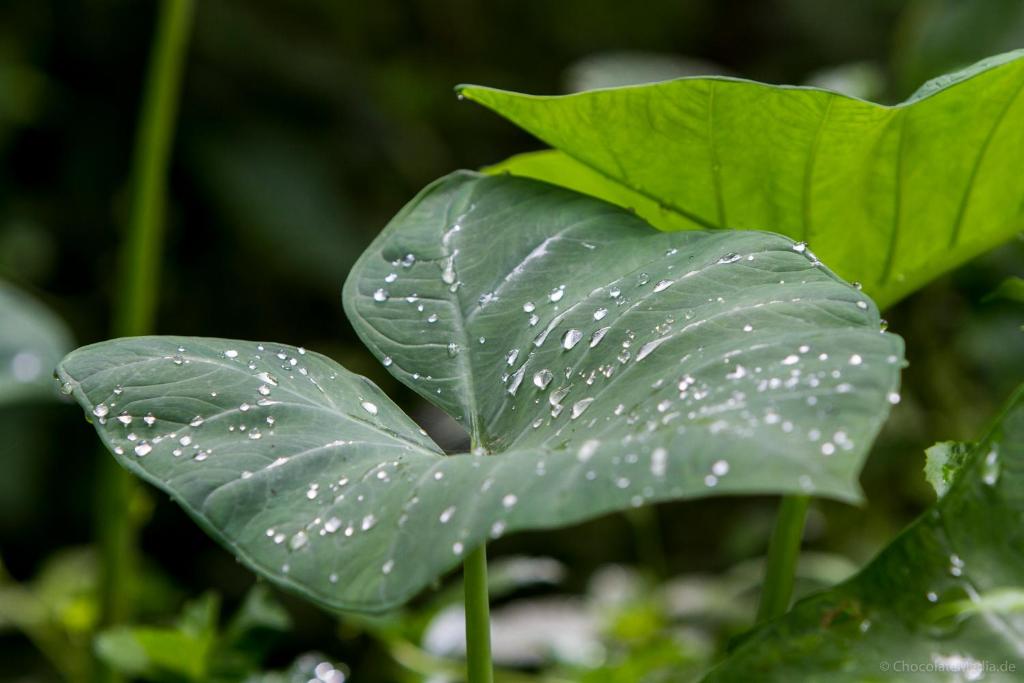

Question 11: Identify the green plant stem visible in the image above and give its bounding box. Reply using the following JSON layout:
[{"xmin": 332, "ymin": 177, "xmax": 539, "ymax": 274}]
[
  {"xmin": 95, "ymin": 0, "xmax": 194, "ymax": 673},
  {"xmin": 463, "ymin": 545, "xmax": 494, "ymax": 683},
  {"xmin": 385, "ymin": 637, "xmax": 571, "ymax": 683},
  {"xmin": 756, "ymin": 494, "xmax": 810, "ymax": 623},
  {"xmin": 114, "ymin": 0, "xmax": 194, "ymax": 336}
]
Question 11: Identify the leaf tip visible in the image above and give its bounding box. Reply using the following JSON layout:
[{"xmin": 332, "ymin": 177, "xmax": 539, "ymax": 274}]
[{"xmin": 453, "ymin": 84, "xmax": 501, "ymax": 105}]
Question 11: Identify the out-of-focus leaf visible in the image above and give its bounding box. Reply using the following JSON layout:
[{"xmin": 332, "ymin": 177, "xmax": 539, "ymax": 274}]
[
  {"xmin": 0, "ymin": 279, "xmax": 72, "ymax": 404},
  {"xmin": 96, "ymin": 626, "xmax": 213, "ymax": 681},
  {"xmin": 461, "ymin": 50, "xmax": 1024, "ymax": 308},
  {"xmin": 0, "ymin": 548, "xmax": 98, "ymax": 635},
  {"xmin": 565, "ymin": 52, "xmax": 732, "ymax": 92},
  {"xmin": 704, "ymin": 385, "xmax": 1024, "ymax": 682},
  {"xmin": 804, "ymin": 62, "xmax": 885, "ymax": 100},
  {"xmin": 424, "ymin": 597, "xmax": 602, "ymax": 667},
  {"xmin": 95, "ymin": 593, "xmax": 218, "ymax": 680},
  {"xmin": 177, "ymin": 592, "xmax": 220, "ymax": 637},
  {"xmin": 0, "ymin": 549, "xmax": 98, "ymax": 682},
  {"xmin": 95, "ymin": 587, "xmax": 291, "ymax": 683},
  {"xmin": 487, "ymin": 556, "xmax": 566, "ymax": 600}
]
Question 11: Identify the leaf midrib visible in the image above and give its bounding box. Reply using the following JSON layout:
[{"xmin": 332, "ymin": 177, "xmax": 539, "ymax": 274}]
[{"xmin": 438, "ymin": 179, "xmax": 486, "ymax": 447}]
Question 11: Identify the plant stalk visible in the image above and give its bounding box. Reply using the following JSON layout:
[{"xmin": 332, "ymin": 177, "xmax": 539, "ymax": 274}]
[
  {"xmin": 114, "ymin": 0, "xmax": 194, "ymax": 337},
  {"xmin": 756, "ymin": 494, "xmax": 810, "ymax": 623},
  {"xmin": 95, "ymin": 0, "xmax": 194, "ymax": 669},
  {"xmin": 463, "ymin": 545, "xmax": 494, "ymax": 683}
]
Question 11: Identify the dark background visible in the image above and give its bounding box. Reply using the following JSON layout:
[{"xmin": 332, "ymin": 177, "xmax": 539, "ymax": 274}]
[{"xmin": 2, "ymin": 0, "xmax": 1023, "ymax": 680}]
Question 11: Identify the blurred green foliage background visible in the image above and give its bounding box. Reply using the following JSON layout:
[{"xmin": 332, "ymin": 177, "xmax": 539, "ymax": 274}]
[{"xmin": 1, "ymin": 0, "xmax": 1022, "ymax": 680}]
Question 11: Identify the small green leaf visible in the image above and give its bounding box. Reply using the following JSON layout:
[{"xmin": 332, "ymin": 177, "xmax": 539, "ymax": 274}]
[
  {"xmin": 96, "ymin": 623, "xmax": 213, "ymax": 681},
  {"xmin": 0, "ymin": 279, "xmax": 72, "ymax": 404},
  {"xmin": 459, "ymin": 50, "xmax": 1024, "ymax": 308},
  {"xmin": 704, "ymin": 385, "xmax": 1024, "ymax": 682},
  {"xmin": 95, "ymin": 588, "xmax": 290, "ymax": 683},
  {"xmin": 59, "ymin": 174, "xmax": 903, "ymax": 613},
  {"xmin": 176, "ymin": 592, "xmax": 220, "ymax": 638}
]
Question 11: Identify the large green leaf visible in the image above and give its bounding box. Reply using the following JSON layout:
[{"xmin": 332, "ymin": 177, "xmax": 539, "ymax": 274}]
[
  {"xmin": 0, "ymin": 279, "xmax": 73, "ymax": 404},
  {"xmin": 59, "ymin": 173, "xmax": 903, "ymax": 612},
  {"xmin": 345, "ymin": 171, "xmax": 901, "ymax": 497},
  {"xmin": 458, "ymin": 50, "xmax": 1024, "ymax": 308},
  {"xmin": 704, "ymin": 384, "xmax": 1024, "ymax": 682}
]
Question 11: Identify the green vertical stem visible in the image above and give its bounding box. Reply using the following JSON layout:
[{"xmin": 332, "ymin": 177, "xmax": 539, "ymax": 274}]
[
  {"xmin": 756, "ymin": 494, "xmax": 810, "ymax": 623},
  {"xmin": 95, "ymin": 0, "xmax": 195, "ymax": 671},
  {"xmin": 463, "ymin": 545, "xmax": 494, "ymax": 683},
  {"xmin": 113, "ymin": 0, "xmax": 194, "ymax": 337}
]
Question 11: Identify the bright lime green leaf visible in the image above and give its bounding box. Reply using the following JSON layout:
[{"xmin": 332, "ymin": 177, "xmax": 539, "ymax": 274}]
[
  {"xmin": 0, "ymin": 279, "xmax": 72, "ymax": 404},
  {"xmin": 460, "ymin": 50, "xmax": 1024, "ymax": 308},
  {"xmin": 704, "ymin": 385, "xmax": 1024, "ymax": 682},
  {"xmin": 486, "ymin": 150, "xmax": 697, "ymax": 233},
  {"xmin": 60, "ymin": 174, "xmax": 903, "ymax": 613}
]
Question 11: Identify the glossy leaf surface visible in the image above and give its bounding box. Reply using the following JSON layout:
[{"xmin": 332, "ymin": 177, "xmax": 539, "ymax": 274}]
[
  {"xmin": 60, "ymin": 174, "xmax": 903, "ymax": 612},
  {"xmin": 0, "ymin": 279, "xmax": 72, "ymax": 404}
]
